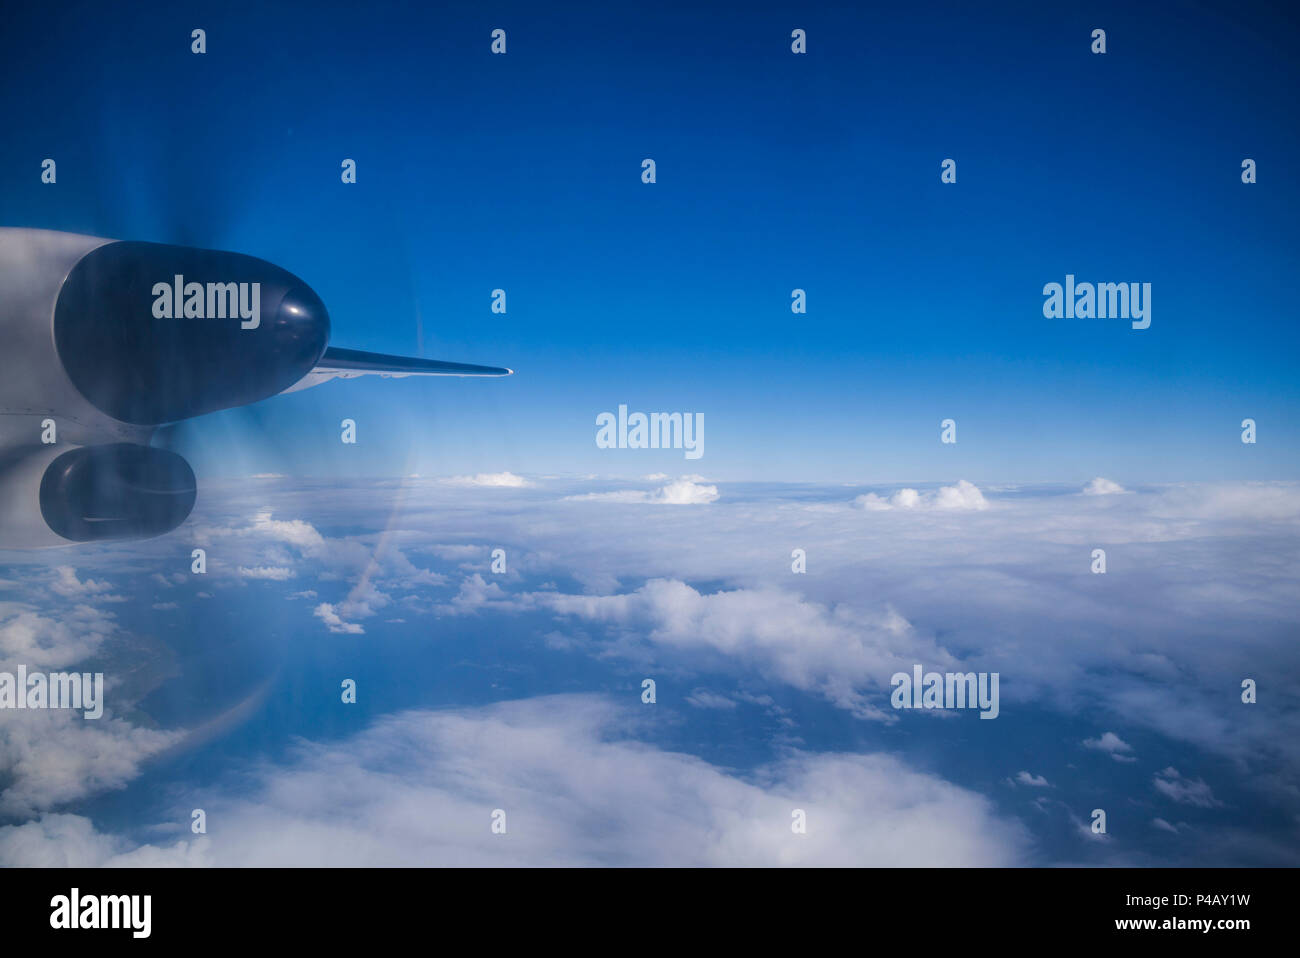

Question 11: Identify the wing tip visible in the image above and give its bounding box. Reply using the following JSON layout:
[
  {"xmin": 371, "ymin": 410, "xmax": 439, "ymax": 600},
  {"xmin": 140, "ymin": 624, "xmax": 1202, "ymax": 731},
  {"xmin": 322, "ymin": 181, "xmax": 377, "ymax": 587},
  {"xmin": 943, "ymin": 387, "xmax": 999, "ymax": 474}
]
[{"xmin": 318, "ymin": 346, "xmax": 514, "ymax": 377}]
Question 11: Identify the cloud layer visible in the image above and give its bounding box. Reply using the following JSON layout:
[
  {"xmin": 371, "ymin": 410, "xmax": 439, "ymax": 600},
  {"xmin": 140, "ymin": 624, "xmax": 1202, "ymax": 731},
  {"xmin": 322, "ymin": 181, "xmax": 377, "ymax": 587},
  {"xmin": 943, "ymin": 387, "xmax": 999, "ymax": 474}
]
[
  {"xmin": 0, "ymin": 696, "xmax": 1030, "ymax": 866},
  {"xmin": 1, "ymin": 475, "xmax": 1296, "ymax": 864}
]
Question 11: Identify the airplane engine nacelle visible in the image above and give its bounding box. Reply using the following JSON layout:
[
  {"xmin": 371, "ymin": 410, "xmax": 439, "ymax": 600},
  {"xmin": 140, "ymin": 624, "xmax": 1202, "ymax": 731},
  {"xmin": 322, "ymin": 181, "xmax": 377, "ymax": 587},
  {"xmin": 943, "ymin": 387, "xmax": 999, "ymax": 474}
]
[
  {"xmin": 54, "ymin": 240, "xmax": 331, "ymax": 424},
  {"xmin": 0, "ymin": 444, "xmax": 195, "ymax": 548}
]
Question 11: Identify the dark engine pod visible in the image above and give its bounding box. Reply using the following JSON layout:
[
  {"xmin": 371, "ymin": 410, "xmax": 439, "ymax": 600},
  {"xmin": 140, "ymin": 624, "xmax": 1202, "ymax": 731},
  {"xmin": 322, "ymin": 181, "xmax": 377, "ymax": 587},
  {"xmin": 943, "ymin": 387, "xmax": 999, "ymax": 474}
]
[
  {"xmin": 54, "ymin": 240, "xmax": 330, "ymax": 425},
  {"xmin": 40, "ymin": 444, "xmax": 197, "ymax": 542}
]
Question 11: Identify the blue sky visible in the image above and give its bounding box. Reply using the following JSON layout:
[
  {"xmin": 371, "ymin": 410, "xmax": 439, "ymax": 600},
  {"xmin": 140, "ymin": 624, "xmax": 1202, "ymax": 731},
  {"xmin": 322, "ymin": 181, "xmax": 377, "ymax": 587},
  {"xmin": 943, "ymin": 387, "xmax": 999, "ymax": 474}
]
[
  {"xmin": 2, "ymin": 0, "xmax": 1297, "ymax": 482},
  {"xmin": 0, "ymin": 1, "xmax": 1298, "ymax": 868}
]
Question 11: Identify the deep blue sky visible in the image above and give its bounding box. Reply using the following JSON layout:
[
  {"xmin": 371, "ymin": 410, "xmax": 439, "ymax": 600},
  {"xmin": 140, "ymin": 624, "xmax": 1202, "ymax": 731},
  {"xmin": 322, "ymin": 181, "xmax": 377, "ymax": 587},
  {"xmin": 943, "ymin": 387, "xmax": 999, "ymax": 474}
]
[{"xmin": 2, "ymin": 0, "xmax": 1297, "ymax": 481}]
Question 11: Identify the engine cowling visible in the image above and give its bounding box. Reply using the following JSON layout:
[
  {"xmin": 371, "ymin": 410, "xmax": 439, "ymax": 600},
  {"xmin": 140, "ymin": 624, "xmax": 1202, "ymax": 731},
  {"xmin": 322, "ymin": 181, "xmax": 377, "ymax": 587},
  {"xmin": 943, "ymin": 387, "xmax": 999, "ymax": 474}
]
[
  {"xmin": 0, "ymin": 444, "xmax": 195, "ymax": 548},
  {"xmin": 54, "ymin": 240, "xmax": 330, "ymax": 425}
]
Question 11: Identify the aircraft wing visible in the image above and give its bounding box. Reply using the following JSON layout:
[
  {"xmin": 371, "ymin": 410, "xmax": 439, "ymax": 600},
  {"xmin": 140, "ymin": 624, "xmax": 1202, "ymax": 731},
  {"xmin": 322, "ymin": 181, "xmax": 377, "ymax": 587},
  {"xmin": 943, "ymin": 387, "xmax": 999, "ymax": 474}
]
[{"xmin": 280, "ymin": 347, "xmax": 513, "ymax": 394}]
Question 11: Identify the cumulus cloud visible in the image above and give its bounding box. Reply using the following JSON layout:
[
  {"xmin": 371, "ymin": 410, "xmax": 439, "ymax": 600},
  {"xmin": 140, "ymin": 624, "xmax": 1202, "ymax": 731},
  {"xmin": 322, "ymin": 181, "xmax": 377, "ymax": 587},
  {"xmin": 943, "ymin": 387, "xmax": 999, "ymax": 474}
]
[
  {"xmin": 652, "ymin": 477, "xmax": 720, "ymax": 504},
  {"xmin": 0, "ymin": 697, "xmax": 1031, "ymax": 867},
  {"xmin": 535, "ymin": 579, "xmax": 956, "ymax": 720},
  {"xmin": 0, "ymin": 603, "xmax": 116, "ymax": 670},
  {"xmin": 0, "ymin": 708, "xmax": 181, "ymax": 818},
  {"xmin": 0, "ymin": 595, "xmax": 184, "ymax": 817},
  {"xmin": 437, "ymin": 574, "xmax": 515, "ymax": 617},
  {"xmin": 314, "ymin": 603, "xmax": 364, "ymax": 635},
  {"xmin": 0, "ymin": 814, "xmax": 207, "ymax": 867},
  {"xmin": 1083, "ymin": 477, "xmax": 1127, "ymax": 496},
  {"xmin": 1014, "ymin": 771, "xmax": 1051, "ymax": 787},
  {"xmin": 445, "ymin": 472, "xmax": 533, "ymax": 488},
  {"xmin": 48, "ymin": 567, "xmax": 117, "ymax": 600},
  {"xmin": 1083, "ymin": 732, "xmax": 1137, "ymax": 762},
  {"xmin": 187, "ymin": 508, "xmax": 446, "ymax": 633},
  {"xmin": 249, "ymin": 511, "xmax": 327, "ymax": 551},
  {"xmin": 1153, "ymin": 767, "xmax": 1223, "ymax": 808},
  {"xmin": 854, "ymin": 480, "xmax": 988, "ymax": 511},
  {"xmin": 566, "ymin": 476, "xmax": 719, "ymax": 505}
]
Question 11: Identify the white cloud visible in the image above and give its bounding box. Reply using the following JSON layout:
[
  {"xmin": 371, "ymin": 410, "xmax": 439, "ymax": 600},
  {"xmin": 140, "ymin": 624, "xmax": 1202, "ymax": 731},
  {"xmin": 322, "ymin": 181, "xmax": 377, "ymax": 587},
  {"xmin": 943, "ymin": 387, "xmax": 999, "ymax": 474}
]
[
  {"xmin": 0, "ymin": 603, "xmax": 116, "ymax": 670},
  {"xmin": 0, "ymin": 594, "xmax": 183, "ymax": 817},
  {"xmin": 854, "ymin": 480, "xmax": 988, "ymax": 511},
  {"xmin": 1153, "ymin": 767, "xmax": 1223, "ymax": 808},
  {"xmin": 438, "ymin": 574, "xmax": 516, "ymax": 617},
  {"xmin": 48, "ymin": 566, "xmax": 116, "ymax": 600},
  {"xmin": 314, "ymin": 602, "xmax": 364, "ymax": 635},
  {"xmin": 1083, "ymin": 477, "xmax": 1127, "ymax": 496},
  {"xmin": 685, "ymin": 689, "xmax": 737, "ymax": 709},
  {"xmin": 0, "ymin": 697, "xmax": 1030, "ymax": 866},
  {"xmin": 566, "ymin": 476, "xmax": 719, "ymax": 505},
  {"xmin": 0, "ymin": 814, "xmax": 207, "ymax": 867},
  {"xmin": 249, "ymin": 511, "xmax": 327, "ymax": 551},
  {"xmin": 335, "ymin": 578, "xmax": 390, "ymax": 620},
  {"xmin": 654, "ymin": 477, "xmax": 720, "ymax": 504},
  {"xmin": 0, "ymin": 708, "xmax": 181, "ymax": 818},
  {"xmin": 446, "ymin": 472, "xmax": 533, "ymax": 488},
  {"xmin": 187, "ymin": 509, "xmax": 445, "ymax": 634},
  {"xmin": 1015, "ymin": 771, "xmax": 1051, "ymax": 787},
  {"xmin": 1149, "ymin": 481, "xmax": 1300, "ymax": 521},
  {"xmin": 934, "ymin": 480, "xmax": 990, "ymax": 510},
  {"xmin": 536, "ymin": 579, "xmax": 955, "ymax": 721},
  {"xmin": 1083, "ymin": 732, "xmax": 1136, "ymax": 762},
  {"xmin": 132, "ymin": 479, "xmax": 1300, "ymax": 789},
  {"xmin": 7, "ymin": 475, "xmax": 1296, "ymax": 862}
]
